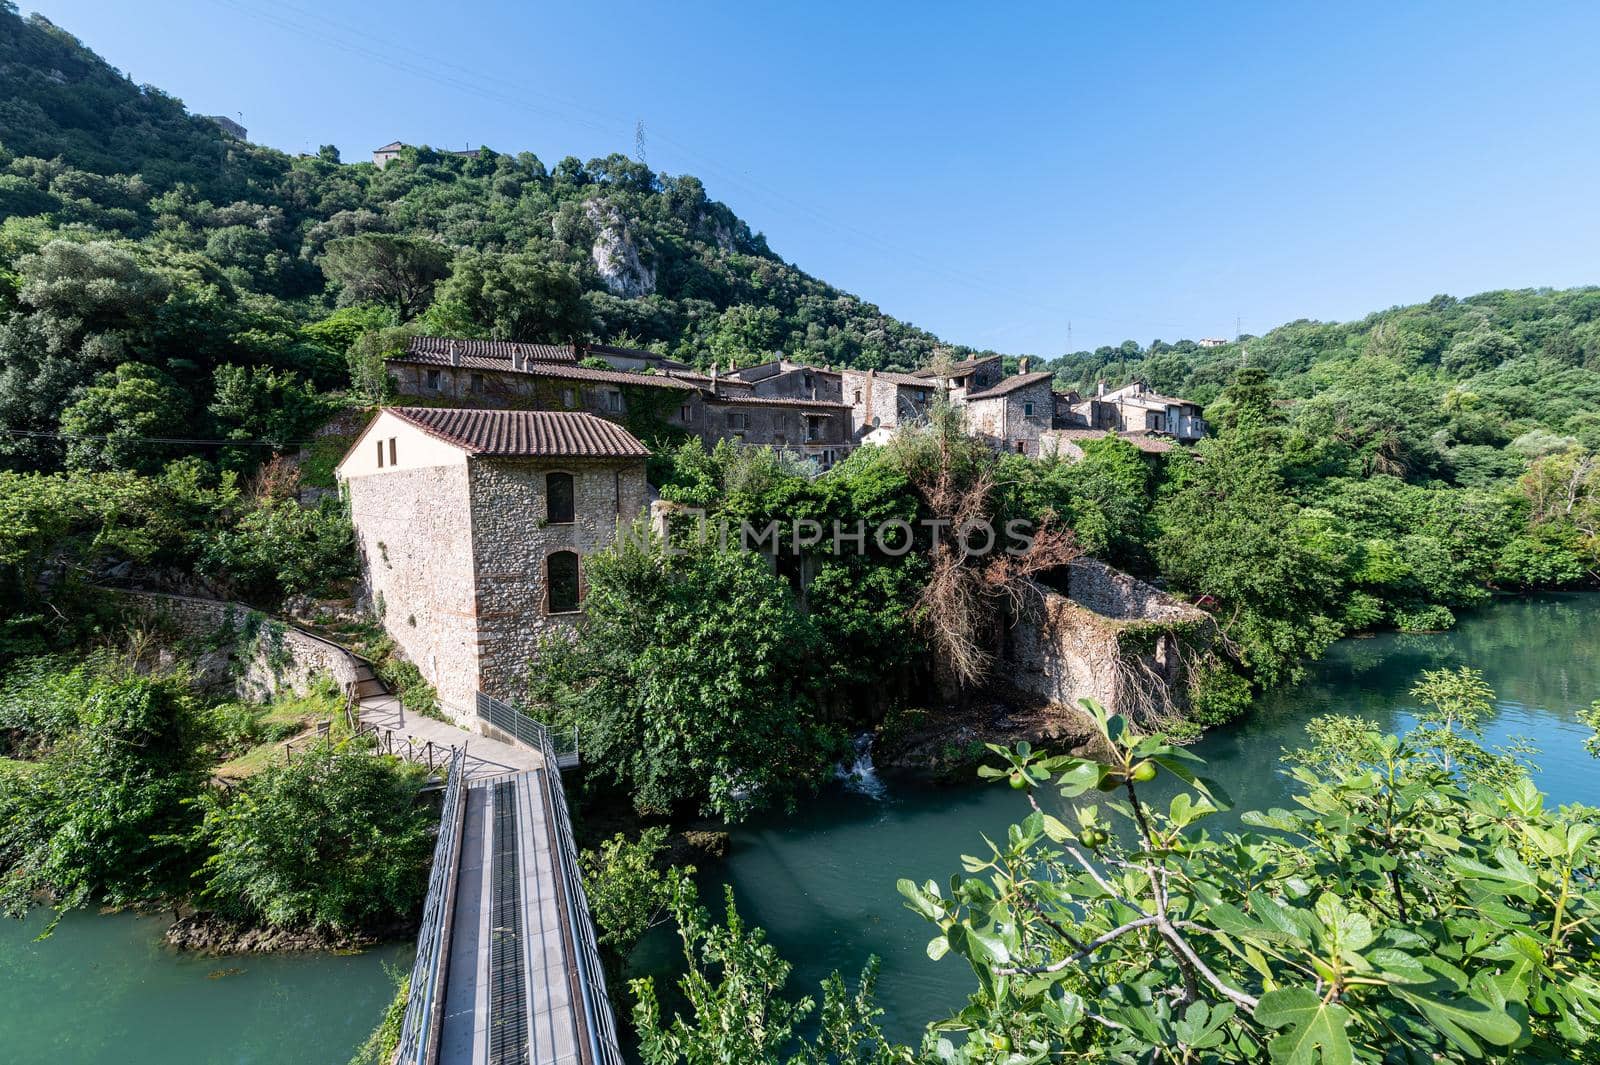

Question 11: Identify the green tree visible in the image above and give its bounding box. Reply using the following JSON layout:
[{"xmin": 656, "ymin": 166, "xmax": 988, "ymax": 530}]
[
  {"xmin": 0, "ymin": 662, "xmax": 210, "ymax": 919},
  {"xmin": 528, "ymin": 530, "xmax": 836, "ymax": 820},
  {"xmin": 59, "ymin": 361, "xmax": 189, "ymax": 472},
  {"xmin": 198, "ymin": 740, "xmax": 432, "ymax": 931},
  {"xmin": 318, "ymin": 234, "xmax": 449, "ymax": 320},
  {"xmin": 433, "ymin": 250, "xmax": 590, "ymax": 342},
  {"xmin": 631, "ymin": 878, "xmax": 896, "ymax": 1065},
  {"xmin": 905, "ymin": 696, "xmax": 1599, "ymax": 1063}
]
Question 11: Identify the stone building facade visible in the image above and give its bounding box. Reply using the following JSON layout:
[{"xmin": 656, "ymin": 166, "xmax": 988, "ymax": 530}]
[
  {"xmin": 962, "ymin": 371, "xmax": 1055, "ymax": 456},
  {"xmin": 839, "ymin": 368, "xmax": 935, "ymax": 442},
  {"xmin": 336, "ymin": 407, "xmax": 650, "ymax": 720},
  {"xmin": 703, "ymin": 394, "xmax": 852, "ymax": 465},
  {"xmin": 387, "ymin": 337, "xmax": 701, "ymax": 434}
]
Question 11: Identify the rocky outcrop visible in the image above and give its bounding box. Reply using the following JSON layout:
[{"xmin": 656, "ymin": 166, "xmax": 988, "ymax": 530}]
[{"xmin": 586, "ymin": 201, "xmax": 655, "ymax": 298}]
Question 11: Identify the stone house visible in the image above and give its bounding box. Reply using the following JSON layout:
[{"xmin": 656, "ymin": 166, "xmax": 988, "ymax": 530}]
[
  {"xmin": 702, "ymin": 393, "xmax": 852, "ymax": 467},
  {"xmin": 727, "ymin": 359, "xmax": 845, "ymax": 403},
  {"xmin": 919, "ymin": 354, "xmax": 1004, "ymax": 402},
  {"xmin": 839, "ymin": 368, "xmax": 936, "ymax": 443},
  {"xmin": 386, "ymin": 336, "xmax": 702, "ymax": 434},
  {"xmin": 961, "ymin": 371, "xmax": 1055, "ymax": 456},
  {"xmin": 335, "ymin": 407, "xmax": 650, "ymax": 720},
  {"xmin": 1070, "ymin": 381, "xmax": 1207, "ymax": 441}
]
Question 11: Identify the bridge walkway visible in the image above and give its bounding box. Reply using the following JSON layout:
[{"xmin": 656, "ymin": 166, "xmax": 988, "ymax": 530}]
[{"xmin": 394, "ymin": 695, "xmax": 621, "ymax": 1065}]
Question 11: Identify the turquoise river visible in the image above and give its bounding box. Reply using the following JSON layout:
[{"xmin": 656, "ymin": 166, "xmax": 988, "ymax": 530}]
[{"xmin": 0, "ymin": 592, "xmax": 1595, "ymax": 1061}]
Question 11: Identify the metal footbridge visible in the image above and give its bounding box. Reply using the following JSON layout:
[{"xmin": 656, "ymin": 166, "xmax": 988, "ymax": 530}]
[{"xmin": 393, "ymin": 695, "xmax": 621, "ymax": 1065}]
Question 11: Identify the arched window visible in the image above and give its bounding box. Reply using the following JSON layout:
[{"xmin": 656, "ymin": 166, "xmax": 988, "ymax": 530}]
[
  {"xmin": 546, "ymin": 472, "xmax": 575, "ymax": 524},
  {"xmin": 547, "ymin": 551, "xmax": 581, "ymax": 613}
]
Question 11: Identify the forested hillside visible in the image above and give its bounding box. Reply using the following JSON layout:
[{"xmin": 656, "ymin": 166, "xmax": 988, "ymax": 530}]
[
  {"xmin": 1047, "ymin": 288, "xmax": 1600, "ymax": 488},
  {"xmin": 0, "ymin": 3, "xmax": 963, "ymax": 467}
]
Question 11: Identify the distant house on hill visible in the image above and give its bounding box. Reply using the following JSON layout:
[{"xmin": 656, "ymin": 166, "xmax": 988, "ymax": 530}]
[
  {"xmin": 371, "ymin": 141, "xmax": 486, "ymax": 168},
  {"xmin": 335, "ymin": 407, "xmax": 650, "ymax": 718}
]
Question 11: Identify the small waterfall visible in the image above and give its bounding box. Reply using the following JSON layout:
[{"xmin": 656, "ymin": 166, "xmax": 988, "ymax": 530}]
[{"xmin": 836, "ymin": 732, "xmax": 887, "ymax": 800}]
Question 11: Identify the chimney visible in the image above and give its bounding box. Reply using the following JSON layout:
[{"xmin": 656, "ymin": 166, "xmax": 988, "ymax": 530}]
[
  {"xmin": 512, "ymin": 350, "xmax": 524, "ymax": 371},
  {"xmin": 710, "ymin": 363, "xmax": 720, "ymax": 394},
  {"xmin": 449, "ymin": 340, "xmax": 462, "ymax": 368},
  {"xmin": 1019, "ymin": 356, "xmax": 1030, "ymax": 374},
  {"xmin": 1097, "ymin": 380, "xmax": 1105, "ymax": 398}
]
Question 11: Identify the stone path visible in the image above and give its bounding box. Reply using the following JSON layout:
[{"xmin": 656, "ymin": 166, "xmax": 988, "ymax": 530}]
[{"xmin": 357, "ymin": 692, "xmax": 544, "ymax": 779}]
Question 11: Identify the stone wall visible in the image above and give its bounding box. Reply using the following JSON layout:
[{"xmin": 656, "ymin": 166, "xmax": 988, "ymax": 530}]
[
  {"xmin": 344, "ymin": 461, "xmax": 482, "ymax": 718},
  {"xmin": 840, "ymin": 369, "xmax": 903, "ymax": 439},
  {"xmin": 113, "ymin": 590, "xmax": 369, "ymax": 701},
  {"xmin": 998, "ymin": 559, "xmax": 1214, "ymax": 725},
  {"xmin": 700, "ymin": 400, "xmax": 850, "ymax": 453},
  {"xmin": 965, "ymin": 378, "xmax": 1053, "ymax": 456},
  {"xmin": 466, "ymin": 457, "xmax": 649, "ymax": 708}
]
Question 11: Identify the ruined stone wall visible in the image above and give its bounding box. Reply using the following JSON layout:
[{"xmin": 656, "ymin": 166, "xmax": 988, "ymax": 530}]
[
  {"xmin": 999, "ymin": 560, "xmax": 1214, "ymax": 725},
  {"xmin": 1061, "ymin": 558, "xmax": 1196, "ymax": 621},
  {"xmin": 466, "ymin": 458, "xmax": 648, "ymax": 707},
  {"xmin": 112, "ymin": 590, "xmax": 369, "ymax": 702},
  {"xmin": 344, "ymin": 461, "xmax": 481, "ymax": 718}
]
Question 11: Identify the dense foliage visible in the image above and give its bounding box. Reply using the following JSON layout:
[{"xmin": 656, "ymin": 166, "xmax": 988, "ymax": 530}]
[
  {"xmin": 0, "ymin": 656, "xmax": 210, "ymax": 917},
  {"xmin": 531, "ymin": 530, "xmax": 839, "ymax": 820},
  {"xmin": 0, "ymin": 650, "xmax": 435, "ymax": 935},
  {"xmin": 902, "ymin": 695, "xmax": 1599, "ymax": 1063},
  {"xmin": 199, "ymin": 739, "xmax": 433, "ymax": 932}
]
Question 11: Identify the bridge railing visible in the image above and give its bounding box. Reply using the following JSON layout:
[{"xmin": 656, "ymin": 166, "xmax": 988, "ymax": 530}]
[
  {"xmin": 475, "ymin": 691, "xmax": 622, "ymax": 1065},
  {"xmin": 394, "ymin": 744, "xmax": 468, "ymax": 1065},
  {"xmin": 473, "ymin": 691, "xmax": 579, "ymax": 765},
  {"xmin": 535, "ymin": 716, "xmax": 625, "ymax": 1065}
]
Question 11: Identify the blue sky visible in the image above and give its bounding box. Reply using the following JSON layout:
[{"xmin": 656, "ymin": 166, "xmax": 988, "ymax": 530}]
[{"xmin": 23, "ymin": 1, "xmax": 1600, "ymax": 354}]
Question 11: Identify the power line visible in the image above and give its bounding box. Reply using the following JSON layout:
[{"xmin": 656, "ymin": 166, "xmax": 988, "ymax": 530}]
[
  {"xmin": 3, "ymin": 429, "xmax": 310, "ymax": 447},
  {"xmin": 207, "ymin": 0, "xmax": 1213, "ymax": 340}
]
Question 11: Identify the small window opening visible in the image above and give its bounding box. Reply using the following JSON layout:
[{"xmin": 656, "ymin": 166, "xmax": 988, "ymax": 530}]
[
  {"xmin": 547, "ymin": 472, "xmax": 575, "ymax": 524},
  {"xmin": 547, "ymin": 551, "xmax": 581, "ymax": 613}
]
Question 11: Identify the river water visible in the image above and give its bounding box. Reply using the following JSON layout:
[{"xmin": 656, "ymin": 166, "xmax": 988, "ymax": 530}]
[
  {"xmin": 695, "ymin": 592, "xmax": 1600, "ymax": 1045},
  {"xmin": 0, "ymin": 903, "xmax": 411, "ymax": 1063},
  {"xmin": 2, "ymin": 594, "xmax": 1595, "ymax": 1060}
]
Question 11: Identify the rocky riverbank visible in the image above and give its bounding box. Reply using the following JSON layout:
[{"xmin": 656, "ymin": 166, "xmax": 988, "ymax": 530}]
[{"xmin": 164, "ymin": 912, "xmax": 412, "ymax": 955}]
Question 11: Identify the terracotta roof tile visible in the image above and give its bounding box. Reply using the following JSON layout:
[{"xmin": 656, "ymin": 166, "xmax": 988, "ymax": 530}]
[
  {"xmin": 406, "ymin": 336, "xmax": 577, "ymax": 363},
  {"xmin": 387, "ymin": 408, "xmax": 651, "ymax": 458},
  {"xmin": 964, "ymin": 371, "xmax": 1055, "ymax": 401}
]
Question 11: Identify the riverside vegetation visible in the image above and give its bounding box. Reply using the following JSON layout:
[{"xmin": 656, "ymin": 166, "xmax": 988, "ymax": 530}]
[{"xmin": 4, "ymin": 5, "xmax": 1600, "ymax": 1060}]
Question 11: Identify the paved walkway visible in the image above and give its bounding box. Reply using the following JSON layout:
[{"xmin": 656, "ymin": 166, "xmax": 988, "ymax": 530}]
[
  {"xmin": 357, "ymin": 693, "xmax": 544, "ymax": 779},
  {"xmin": 438, "ymin": 772, "xmax": 583, "ymax": 1065}
]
